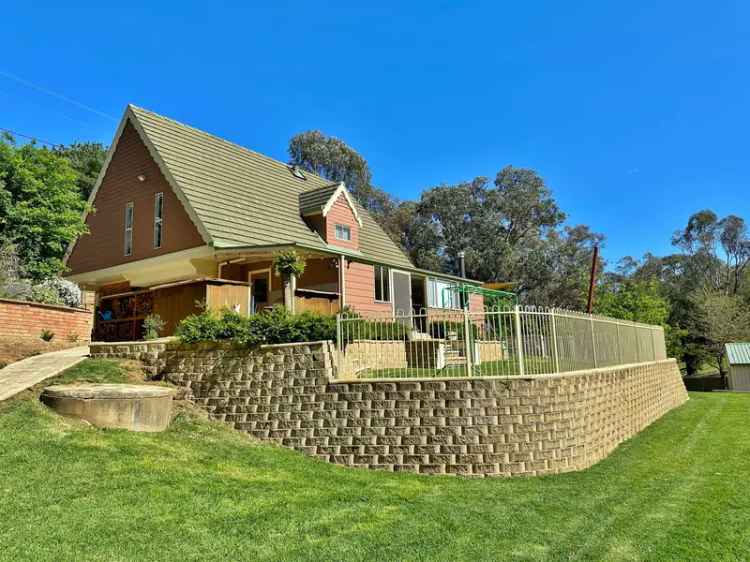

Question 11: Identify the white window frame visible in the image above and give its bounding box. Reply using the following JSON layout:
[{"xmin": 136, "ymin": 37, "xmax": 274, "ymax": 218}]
[
  {"xmin": 427, "ymin": 277, "xmax": 461, "ymax": 310},
  {"xmin": 335, "ymin": 223, "xmax": 352, "ymax": 242},
  {"xmin": 374, "ymin": 265, "xmax": 391, "ymax": 303},
  {"xmin": 124, "ymin": 202, "xmax": 134, "ymax": 256},
  {"xmin": 153, "ymin": 192, "xmax": 164, "ymax": 249}
]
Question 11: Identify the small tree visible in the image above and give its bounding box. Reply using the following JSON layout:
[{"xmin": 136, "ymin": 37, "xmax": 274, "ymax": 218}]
[
  {"xmin": 272, "ymin": 250, "xmax": 306, "ymax": 313},
  {"xmin": 695, "ymin": 292, "xmax": 750, "ymax": 379}
]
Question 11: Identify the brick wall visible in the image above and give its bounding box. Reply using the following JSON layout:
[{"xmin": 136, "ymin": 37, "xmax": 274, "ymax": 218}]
[
  {"xmin": 0, "ymin": 298, "xmax": 93, "ymax": 342},
  {"xmin": 91, "ymin": 340, "xmax": 688, "ymax": 477}
]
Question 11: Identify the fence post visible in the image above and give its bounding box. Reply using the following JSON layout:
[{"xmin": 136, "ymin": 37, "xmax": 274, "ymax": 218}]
[
  {"xmin": 616, "ymin": 321, "xmax": 622, "ymax": 365},
  {"xmin": 336, "ymin": 313, "xmax": 343, "ymax": 378},
  {"xmin": 590, "ymin": 316, "xmax": 598, "ymax": 368},
  {"xmin": 550, "ymin": 308, "xmax": 560, "ymax": 373},
  {"xmin": 514, "ymin": 305, "xmax": 525, "ymax": 376},
  {"xmin": 463, "ymin": 308, "xmax": 474, "ymax": 377}
]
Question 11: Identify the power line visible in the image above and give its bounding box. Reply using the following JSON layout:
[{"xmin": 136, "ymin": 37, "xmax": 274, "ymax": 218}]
[
  {"xmin": 0, "ymin": 127, "xmax": 60, "ymax": 147},
  {"xmin": 0, "ymin": 70, "xmax": 117, "ymax": 122}
]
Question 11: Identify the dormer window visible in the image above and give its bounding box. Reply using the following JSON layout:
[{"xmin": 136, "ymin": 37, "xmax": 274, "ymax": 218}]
[{"xmin": 335, "ymin": 224, "xmax": 351, "ymax": 241}]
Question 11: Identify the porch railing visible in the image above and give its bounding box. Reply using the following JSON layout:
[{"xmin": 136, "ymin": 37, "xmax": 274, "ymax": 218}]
[{"xmin": 335, "ymin": 306, "xmax": 667, "ymax": 380}]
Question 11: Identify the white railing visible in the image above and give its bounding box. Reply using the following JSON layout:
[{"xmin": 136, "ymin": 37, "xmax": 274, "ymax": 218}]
[{"xmin": 335, "ymin": 306, "xmax": 667, "ymax": 380}]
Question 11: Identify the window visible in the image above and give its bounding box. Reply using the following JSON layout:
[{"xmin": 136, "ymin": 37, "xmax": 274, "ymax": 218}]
[
  {"xmin": 154, "ymin": 192, "xmax": 164, "ymax": 249},
  {"xmin": 335, "ymin": 224, "xmax": 351, "ymax": 241},
  {"xmin": 427, "ymin": 278, "xmax": 460, "ymax": 309},
  {"xmin": 124, "ymin": 202, "xmax": 134, "ymax": 256},
  {"xmin": 374, "ymin": 265, "xmax": 390, "ymax": 302}
]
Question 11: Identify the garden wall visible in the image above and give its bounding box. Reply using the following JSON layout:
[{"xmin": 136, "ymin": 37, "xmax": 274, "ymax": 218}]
[
  {"xmin": 0, "ymin": 298, "xmax": 93, "ymax": 342},
  {"xmin": 91, "ymin": 340, "xmax": 688, "ymax": 477}
]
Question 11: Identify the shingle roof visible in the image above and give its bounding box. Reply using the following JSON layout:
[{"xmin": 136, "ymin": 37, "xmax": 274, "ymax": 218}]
[
  {"xmin": 126, "ymin": 105, "xmax": 414, "ymax": 268},
  {"xmin": 299, "ymin": 183, "xmax": 341, "ymax": 216},
  {"xmin": 726, "ymin": 343, "xmax": 750, "ymax": 365}
]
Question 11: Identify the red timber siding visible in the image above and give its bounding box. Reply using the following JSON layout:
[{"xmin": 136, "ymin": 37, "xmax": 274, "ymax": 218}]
[
  {"xmin": 325, "ymin": 194, "xmax": 359, "ymax": 250},
  {"xmin": 0, "ymin": 299, "xmax": 93, "ymax": 341},
  {"xmin": 67, "ymin": 121, "xmax": 205, "ymax": 275},
  {"xmin": 344, "ymin": 260, "xmax": 392, "ymax": 315}
]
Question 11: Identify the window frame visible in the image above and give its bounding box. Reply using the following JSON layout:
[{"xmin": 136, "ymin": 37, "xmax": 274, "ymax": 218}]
[
  {"xmin": 124, "ymin": 201, "xmax": 134, "ymax": 257},
  {"xmin": 335, "ymin": 223, "xmax": 352, "ymax": 242},
  {"xmin": 374, "ymin": 265, "xmax": 391, "ymax": 303},
  {"xmin": 427, "ymin": 277, "xmax": 461, "ymax": 310},
  {"xmin": 153, "ymin": 192, "xmax": 164, "ymax": 249}
]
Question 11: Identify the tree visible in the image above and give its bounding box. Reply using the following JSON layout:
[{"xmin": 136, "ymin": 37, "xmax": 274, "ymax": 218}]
[
  {"xmin": 53, "ymin": 142, "xmax": 107, "ymax": 200},
  {"xmin": 671, "ymin": 210, "xmax": 750, "ymax": 296},
  {"xmin": 287, "ymin": 130, "xmax": 404, "ymax": 242},
  {"xmin": 404, "ymin": 166, "xmax": 601, "ymax": 307},
  {"xmin": 0, "ymin": 134, "xmax": 90, "ymax": 280},
  {"xmin": 694, "ymin": 292, "xmax": 750, "ymax": 377}
]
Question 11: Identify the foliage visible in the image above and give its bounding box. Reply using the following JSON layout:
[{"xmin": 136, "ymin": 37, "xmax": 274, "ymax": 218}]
[
  {"xmin": 143, "ymin": 314, "xmax": 166, "ymax": 340},
  {"xmin": 272, "ymin": 249, "xmax": 306, "ymax": 279},
  {"xmin": 0, "ymin": 135, "xmax": 90, "ymax": 280},
  {"xmin": 53, "ymin": 142, "xmax": 107, "ymax": 200},
  {"xmin": 38, "ymin": 278, "xmax": 81, "ymax": 307},
  {"xmin": 287, "ymin": 130, "xmax": 405, "ymax": 243},
  {"xmin": 39, "ymin": 329, "xmax": 54, "ymax": 342},
  {"xmin": 175, "ymin": 307, "xmax": 337, "ymax": 346},
  {"xmin": 403, "ymin": 168, "xmax": 602, "ymax": 308},
  {"xmin": 595, "ymin": 278, "xmax": 670, "ymax": 326},
  {"xmin": 694, "ymin": 292, "xmax": 750, "ymax": 374}
]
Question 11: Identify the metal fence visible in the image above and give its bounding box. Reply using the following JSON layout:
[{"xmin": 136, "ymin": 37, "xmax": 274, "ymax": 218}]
[{"xmin": 335, "ymin": 306, "xmax": 667, "ymax": 380}]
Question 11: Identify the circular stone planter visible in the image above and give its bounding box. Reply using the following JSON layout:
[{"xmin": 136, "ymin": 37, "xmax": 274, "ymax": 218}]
[{"xmin": 40, "ymin": 384, "xmax": 175, "ymax": 432}]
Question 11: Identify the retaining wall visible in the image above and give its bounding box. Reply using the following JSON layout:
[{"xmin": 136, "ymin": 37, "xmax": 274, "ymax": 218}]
[
  {"xmin": 0, "ymin": 298, "xmax": 93, "ymax": 342},
  {"xmin": 91, "ymin": 339, "xmax": 688, "ymax": 477}
]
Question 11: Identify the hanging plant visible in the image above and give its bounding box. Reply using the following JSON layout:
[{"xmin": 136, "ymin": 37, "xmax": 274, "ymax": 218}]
[{"xmin": 272, "ymin": 249, "xmax": 306, "ymax": 279}]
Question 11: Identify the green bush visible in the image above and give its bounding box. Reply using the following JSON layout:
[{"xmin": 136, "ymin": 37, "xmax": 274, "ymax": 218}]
[
  {"xmin": 142, "ymin": 314, "xmax": 166, "ymax": 340},
  {"xmin": 175, "ymin": 306, "xmax": 336, "ymax": 346}
]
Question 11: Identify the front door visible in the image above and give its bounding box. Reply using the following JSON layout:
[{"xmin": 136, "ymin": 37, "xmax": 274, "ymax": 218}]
[
  {"xmin": 249, "ymin": 270, "xmax": 270, "ymax": 313},
  {"xmin": 391, "ymin": 270, "xmax": 412, "ymax": 320}
]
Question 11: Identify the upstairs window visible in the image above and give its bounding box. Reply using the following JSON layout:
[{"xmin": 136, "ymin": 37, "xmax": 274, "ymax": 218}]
[
  {"xmin": 427, "ymin": 278, "xmax": 460, "ymax": 309},
  {"xmin": 124, "ymin": 202, "xmax": 134, "ymax": 256},
  {"xmin": 335, "ymin": 224, "xmax": 351, "ymax": 241},
  {"xmin": 154, "ymin": 192, "xmax": 164, "ymax": 249},
  {"xmin": 374, "ymin": 265, "xmax": 390, "ymax": 302}
]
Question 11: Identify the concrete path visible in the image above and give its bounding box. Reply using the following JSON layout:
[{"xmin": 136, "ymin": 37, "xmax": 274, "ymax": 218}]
[{"xmin": 0, "ymin": 346, "xmax": 89, "ymax": 402}]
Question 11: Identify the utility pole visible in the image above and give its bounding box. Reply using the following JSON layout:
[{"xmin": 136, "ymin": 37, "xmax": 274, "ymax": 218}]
[{"xmin": 586, "ymin": 245, "xmax": 599, "ymax": 314}]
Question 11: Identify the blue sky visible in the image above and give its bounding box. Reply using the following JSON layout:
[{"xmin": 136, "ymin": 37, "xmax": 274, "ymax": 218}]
[{"xmin": 3, "ymin": 1, "xmax": 748, "ymax": 266}]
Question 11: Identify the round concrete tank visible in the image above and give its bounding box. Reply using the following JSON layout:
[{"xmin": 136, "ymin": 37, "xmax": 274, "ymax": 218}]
[{"xmin": 41, "ymin": 384, "xmax": 175, "ymax": 432}]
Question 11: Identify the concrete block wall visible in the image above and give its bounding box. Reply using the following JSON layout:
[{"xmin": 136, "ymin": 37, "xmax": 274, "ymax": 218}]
[
  {"xmin": 92, "ymin": 340, "xmax": 688, "ymax": 477},
  {"xmin": 0, "ymin": 298, "xmax": 93, "ymax": 342}
]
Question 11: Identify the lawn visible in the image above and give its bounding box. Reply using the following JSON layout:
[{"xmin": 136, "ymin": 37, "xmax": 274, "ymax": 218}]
[
  {"xmin": 363, "ymin": 357, "xmax": 557, "ymax": 378},
  {"xmin": 1, "ymin": 360, "xmax": 749, "ymax": 561}
]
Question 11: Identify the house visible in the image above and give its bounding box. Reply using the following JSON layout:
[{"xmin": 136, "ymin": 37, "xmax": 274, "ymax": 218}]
[
  {"xmin": 725, "ymin": 343, "xmax": 750, "ymax": 391},
  {"xmin": 64, "ymin": 105, "xmax": 483, "ymax": 340}
]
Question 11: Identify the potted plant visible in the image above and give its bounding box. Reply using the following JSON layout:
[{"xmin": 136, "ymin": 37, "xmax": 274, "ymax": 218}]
[{"xmin": 272, "ymin": 250, "xmax": 306, "ymax": 313}]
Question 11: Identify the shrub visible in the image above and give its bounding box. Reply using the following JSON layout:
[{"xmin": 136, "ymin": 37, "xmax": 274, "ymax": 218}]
[
  {"xmin": 40, "ymin": 278, "xmax": 82, "ymax": 308},
  {"xmin": 40, "ymin": 329, "xmax": 55, "ymax": 342},
  {"xmin": 175, "ymin": 306, "xmax": 336, "ymax": 346},
  {"xmin": 142, "ymin": 314, "xmax": 166, "ymax": 340}
]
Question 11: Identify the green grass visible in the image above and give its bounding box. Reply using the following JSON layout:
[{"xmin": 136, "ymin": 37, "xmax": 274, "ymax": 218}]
[
  {"xmin": 1, "ymin": 360, "xmax": 749, "ymax": 561},
  {"xmin": 364, "ymin": 357, "xmax": 560, "ymax": 378}
]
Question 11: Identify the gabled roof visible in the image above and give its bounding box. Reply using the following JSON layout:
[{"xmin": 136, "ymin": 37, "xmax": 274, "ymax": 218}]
[
  {"xmin": 299, "ymin": 182, "xmax": 362, "ymax": 226},
  {"xmin": 726, "ymin": 343, "xmax": 750, "ymax": 365},
  {"xmin": 80, "ymin": 104, "xmax": 415, "ymax": 269}
]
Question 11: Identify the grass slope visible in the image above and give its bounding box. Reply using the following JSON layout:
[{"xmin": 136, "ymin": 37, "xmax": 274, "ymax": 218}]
[{"xmin": 1, "ymin": 360, "xmax": 748, "ymax": 561}]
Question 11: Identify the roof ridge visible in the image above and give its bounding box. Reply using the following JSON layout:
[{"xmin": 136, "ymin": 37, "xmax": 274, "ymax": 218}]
[{"xmin": 127, "ymin": 104, "xmax": 333, "ymax": 189}]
